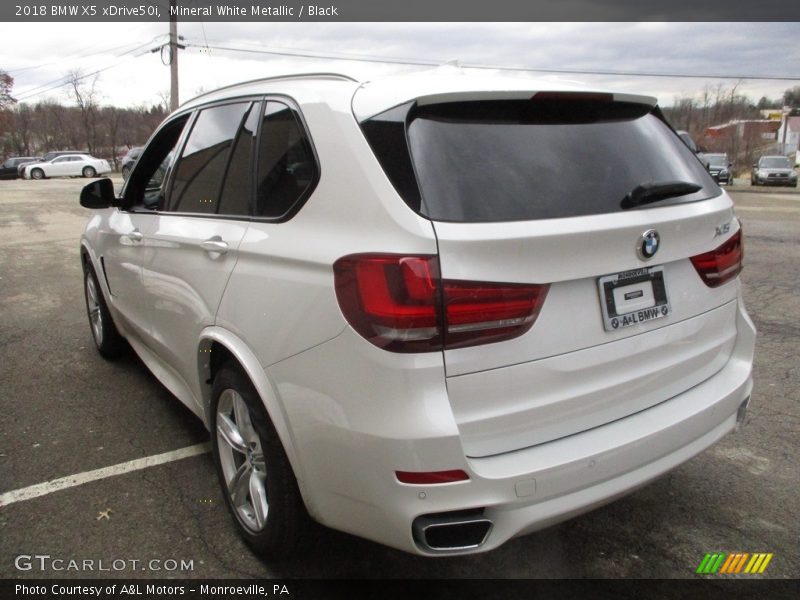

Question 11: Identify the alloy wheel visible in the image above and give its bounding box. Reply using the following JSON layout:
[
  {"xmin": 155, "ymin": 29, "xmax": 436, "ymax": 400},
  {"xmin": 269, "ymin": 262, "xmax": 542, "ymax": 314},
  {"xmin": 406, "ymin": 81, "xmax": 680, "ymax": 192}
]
[
  {"xmin": 216, "ymin": 389, "xmax": 269, "ymax": 532},
  {"xmin": 85, "ymin": 274, "xmax": 103, "ymax": 346}
]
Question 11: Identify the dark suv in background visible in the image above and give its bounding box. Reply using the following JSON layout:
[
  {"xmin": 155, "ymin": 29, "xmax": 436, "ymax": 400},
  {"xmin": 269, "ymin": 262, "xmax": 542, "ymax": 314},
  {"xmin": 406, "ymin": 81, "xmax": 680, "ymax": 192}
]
[
  {"xmin": 0, "ymin": 157, "xmax": 41, "ymax": 180},
  {"xmin": 702, "ymin": 153, "xmax": 733, "ymax": 185},
  {"xmin": 120, "ymin": 147, "xmax": 143, "ymax": 180}
]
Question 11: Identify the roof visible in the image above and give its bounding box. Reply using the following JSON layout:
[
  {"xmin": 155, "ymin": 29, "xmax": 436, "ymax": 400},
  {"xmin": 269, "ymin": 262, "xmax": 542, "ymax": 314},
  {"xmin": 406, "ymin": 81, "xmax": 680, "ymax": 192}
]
[
  {"xmin": 351, "ymin": 66, "xmax": 658, "ymax": 121},
  {"xmin": 179, "ymin": 72, "xmax": 359, "ymax": 112},
  {"xmin": 176, "ymin": 67, "xmax": 658, "ymax": 121}
]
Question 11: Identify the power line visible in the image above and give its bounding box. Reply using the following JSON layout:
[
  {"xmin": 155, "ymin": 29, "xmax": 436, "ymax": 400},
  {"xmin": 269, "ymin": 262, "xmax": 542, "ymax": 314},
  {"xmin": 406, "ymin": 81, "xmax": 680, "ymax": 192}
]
[
  {"xmin": 184, "ymin": 41, "xmax": 436, "ymax": 68},
  {"xmin": 14, "ymin": 48, "xmax": 146, "ymax": 100},
  {"xmin": 14, "ymin": 41, "xmax": 156, "ymax": 102},
  {"xmin": 483, "ymin": 64, "xmax": 800, "ymax": 82},
  {"xmin": 9, "ymin": 42, "xmax": 140, "ymax": 75},
  {"xmin": 183, "ymin": 40, "xmax": 800, "ymax": 83}
]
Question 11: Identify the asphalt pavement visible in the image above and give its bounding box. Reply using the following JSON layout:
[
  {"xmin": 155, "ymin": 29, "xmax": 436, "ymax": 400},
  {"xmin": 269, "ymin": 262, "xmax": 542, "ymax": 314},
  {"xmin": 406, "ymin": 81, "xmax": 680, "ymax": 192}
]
[{"xmin": 0, "ymin": 176, "xmax": 797, "ymax": 579}]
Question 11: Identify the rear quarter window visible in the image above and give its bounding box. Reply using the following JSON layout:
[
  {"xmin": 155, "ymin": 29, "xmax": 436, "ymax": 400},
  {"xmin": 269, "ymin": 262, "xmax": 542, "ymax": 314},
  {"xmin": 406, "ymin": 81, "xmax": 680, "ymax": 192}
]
[{"xmin": 254, "ymin": 101, "xmax": 318, "ymax": 219}]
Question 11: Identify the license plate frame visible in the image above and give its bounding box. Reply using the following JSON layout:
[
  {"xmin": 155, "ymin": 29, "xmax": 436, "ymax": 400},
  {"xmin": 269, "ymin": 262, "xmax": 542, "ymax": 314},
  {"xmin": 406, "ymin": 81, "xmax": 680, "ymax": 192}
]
[{"xmin": 597, "ymin": 266, "xmax": 671, "ymax": 331}]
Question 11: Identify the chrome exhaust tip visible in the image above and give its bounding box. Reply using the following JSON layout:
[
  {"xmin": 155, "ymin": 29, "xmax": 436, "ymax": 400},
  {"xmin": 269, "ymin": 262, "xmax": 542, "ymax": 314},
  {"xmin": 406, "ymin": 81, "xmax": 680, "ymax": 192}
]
[
  {"xmin": 736, "ymin": 395, "xmax": 751, "ymax": 429},
  {"xmin": 412, "ymin": 509, "xmax": 493, "ymax": 553}
]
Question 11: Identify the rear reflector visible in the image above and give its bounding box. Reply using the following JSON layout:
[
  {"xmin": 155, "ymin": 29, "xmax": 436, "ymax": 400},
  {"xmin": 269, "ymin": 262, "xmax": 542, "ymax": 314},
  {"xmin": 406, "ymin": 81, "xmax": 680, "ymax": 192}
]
[
  {"xmin": 690, "ymin": 229, "xmax": 743, "ymax": 288},
  {"xmin": 333, "ymin": 254, "xmax": 549, "ymax": 352},
  {"xmin": 396, "ymin": 470, "xmax": 470, "ymax": 485}
]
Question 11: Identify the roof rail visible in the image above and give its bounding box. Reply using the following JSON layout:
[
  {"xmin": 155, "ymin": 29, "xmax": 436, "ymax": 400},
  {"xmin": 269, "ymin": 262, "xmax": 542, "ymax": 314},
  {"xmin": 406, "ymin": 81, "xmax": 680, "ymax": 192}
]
[{"xmin": 184, "ymin": 72, "xmax": 359, "ymax": 105}]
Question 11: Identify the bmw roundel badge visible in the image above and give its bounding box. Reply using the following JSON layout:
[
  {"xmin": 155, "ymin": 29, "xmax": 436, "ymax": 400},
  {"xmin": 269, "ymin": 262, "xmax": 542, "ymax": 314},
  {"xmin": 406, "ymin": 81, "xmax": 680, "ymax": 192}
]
[{"xmin": 637, "ymin": 229, "xmax": 660, "ymax": 260}]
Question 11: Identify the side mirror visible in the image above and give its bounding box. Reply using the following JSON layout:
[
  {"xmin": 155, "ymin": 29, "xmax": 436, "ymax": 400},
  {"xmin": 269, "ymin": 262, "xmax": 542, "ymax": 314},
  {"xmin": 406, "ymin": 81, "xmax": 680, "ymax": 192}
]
[
  {"xmin": 80, "ymin": 178, "xmax": 117, "ymax": 209},
  {"xmin": 752, "ymin": 164, "xmax": 758, "ymax": 169}
]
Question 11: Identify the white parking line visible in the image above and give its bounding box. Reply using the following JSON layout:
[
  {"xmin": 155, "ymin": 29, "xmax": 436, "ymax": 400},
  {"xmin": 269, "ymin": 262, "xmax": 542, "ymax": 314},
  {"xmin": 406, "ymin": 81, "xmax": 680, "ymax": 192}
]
[{"xmin": 0, "ymin": 443, "xmax": 211, "ymax": 508}]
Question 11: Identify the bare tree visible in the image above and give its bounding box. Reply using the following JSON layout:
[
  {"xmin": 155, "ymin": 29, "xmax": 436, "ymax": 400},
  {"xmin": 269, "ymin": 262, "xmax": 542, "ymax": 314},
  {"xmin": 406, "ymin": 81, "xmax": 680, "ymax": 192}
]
[
  {"xmin": 1, "ymin": 97, "xmax": 167, "ymax": 162},
  {"xmin": 0, "ymin": 70, "xmax": 15, "ymax": 109},
  {"xmin": 10, "ymin": 104, "xmax": 33, "ymax": 155},
  {"xmin": 700, "ymin": 85, "xmax": 712, "ymax": 131},
  {"xmin": 663, "ymin": 83, "xmax": 769, "ymax": 173},
  {"xmin": 0, "ymin": 70, "xmax": 16, "ymax": 151},
  {"xmin": 66, "ymin": 69, "xmax": 101, "ymax": 154},
  {"xmin": 156, "ymin": 90, "xmax": 171, "ymax": 113},
  {"xmin": 783, "ymin": 86, "xmax": 800, "ymax": 108},
  {"xmin": 102, "ymin": 106, "xmax": 125, "ymax": 169}
]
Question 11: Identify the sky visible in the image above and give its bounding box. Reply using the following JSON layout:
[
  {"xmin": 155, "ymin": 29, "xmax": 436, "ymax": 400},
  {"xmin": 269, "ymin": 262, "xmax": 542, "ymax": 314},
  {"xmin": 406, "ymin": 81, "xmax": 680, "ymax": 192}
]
[{"xmin": 2, "ymin": 22, "xmax": 799, "ymax": 110}]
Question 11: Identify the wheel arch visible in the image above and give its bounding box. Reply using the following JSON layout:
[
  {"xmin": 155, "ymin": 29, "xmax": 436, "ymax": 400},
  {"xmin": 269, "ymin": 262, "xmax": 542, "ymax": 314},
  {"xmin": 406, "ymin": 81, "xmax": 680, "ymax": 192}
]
[
  {"xmin": 198, "ymin": 327, "xmax": 307, "ymax": 489},
  {"xmin": 80, "ymin": 241, "xmax": 101, "ymax": 281}
]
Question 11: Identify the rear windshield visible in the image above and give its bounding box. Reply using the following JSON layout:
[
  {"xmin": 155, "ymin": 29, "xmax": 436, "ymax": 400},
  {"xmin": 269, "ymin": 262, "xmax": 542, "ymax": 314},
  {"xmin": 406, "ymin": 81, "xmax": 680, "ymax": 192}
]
[{"xmin": 362, "ymin": 99, "xmax": 718, "ymax": 222}]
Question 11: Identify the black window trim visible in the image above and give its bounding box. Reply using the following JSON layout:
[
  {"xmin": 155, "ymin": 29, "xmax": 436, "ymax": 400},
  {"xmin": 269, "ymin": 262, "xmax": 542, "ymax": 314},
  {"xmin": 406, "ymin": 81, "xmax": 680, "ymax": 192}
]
[
  {"xmin": 164, "ymin": 99, "xmax": 257, "ymax": 215},
  {"xmin": 122, "ymin": 93, "xmax": 321, "ymax": 224},
  {"xmin": 121, "ymin": 109, "xmax": 196, "ymax": 213},
  {"xmin": 248, "ymin": 94, "xmax": 321, "ymax": 224},
  {"xmin": 218, "ymin": 99, "xmax": 262, "ymax": 218}
]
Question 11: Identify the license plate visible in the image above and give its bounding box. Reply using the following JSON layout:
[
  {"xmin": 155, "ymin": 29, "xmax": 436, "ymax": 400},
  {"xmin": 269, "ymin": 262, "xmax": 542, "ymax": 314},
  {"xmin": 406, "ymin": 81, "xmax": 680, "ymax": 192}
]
[{"xmin": 597, "ymin": 266, "xmax": 671, "ymax": 331}]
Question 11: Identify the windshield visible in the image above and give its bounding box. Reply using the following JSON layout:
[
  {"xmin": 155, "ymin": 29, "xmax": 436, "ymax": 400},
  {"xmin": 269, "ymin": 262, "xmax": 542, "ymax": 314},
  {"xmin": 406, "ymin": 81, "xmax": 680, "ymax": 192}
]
[
  {"xmin": 706, "ymin": 154, "xmax": 727, "ymax": 166},
  {"xmin": 399, "ymin": 100, "xmax": 718, "ymax": 222},
  {"xmin": 759, "ymin": 157, "xmax": 792, "ymax": 169}
]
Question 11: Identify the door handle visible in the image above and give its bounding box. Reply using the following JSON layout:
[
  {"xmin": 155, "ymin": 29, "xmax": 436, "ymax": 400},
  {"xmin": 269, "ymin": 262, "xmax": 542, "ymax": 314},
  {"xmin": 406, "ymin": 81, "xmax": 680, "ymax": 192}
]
[
  {"xmin": 200, "ymin": 237, "xmax": 229, "ymax": 255},
  {"xmin": 127, "ymin": 229, "xmax": 143, "ymax": 242}
]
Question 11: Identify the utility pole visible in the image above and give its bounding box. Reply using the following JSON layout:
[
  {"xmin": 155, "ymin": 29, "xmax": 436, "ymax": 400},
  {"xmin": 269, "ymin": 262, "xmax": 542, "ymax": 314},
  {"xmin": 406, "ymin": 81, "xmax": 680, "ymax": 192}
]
[
  {"xmin": 169, "ymin": 0, "xmax": 179, "ymax": 110},
  {"xmin": 781, "ymin": 108, "xmax": 792, "ymax": 155},
  {"xmin": 150, "ymin": 1, "xmax": 184, "ymax": 111}
]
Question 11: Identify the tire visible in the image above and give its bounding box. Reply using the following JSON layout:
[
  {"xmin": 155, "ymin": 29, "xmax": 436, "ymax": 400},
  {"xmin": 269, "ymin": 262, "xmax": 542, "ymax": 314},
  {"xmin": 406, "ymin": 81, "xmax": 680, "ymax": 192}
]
[
  {"xmin": 83, "ymin": 265, "xmax": 126, "ymax": 358},
  {"xmin": 31, "ymin": 168, "xmax": 44, "ymax": 180},
  {"xmin": 83, "ymin": 166, "xmax": 97, "ymax": 178},
  {"xmin": 211, "ymin": 363, "xmax": 312, "ymax": 558},
  {"xmin": 121, "ymin": 165, "xmax": 131, "ymax": 180}
]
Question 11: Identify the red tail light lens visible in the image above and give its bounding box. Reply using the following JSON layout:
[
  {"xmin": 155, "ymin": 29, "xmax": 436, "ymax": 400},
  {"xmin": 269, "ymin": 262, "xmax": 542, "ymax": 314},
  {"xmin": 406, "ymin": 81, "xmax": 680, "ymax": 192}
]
[
  {"xmin": 333, "ymin": 255, "xmax": 442, "ymax": 352},
  {"xmin": 333, "ymin": 254, "xmax": 549, "ymax": 352},
  {"xmin": 443, "ymin": 280, "xmax": 549, "ymax": 349},
  {"xmin": 690, "ymin": 229, "xmax": 743, "ymax": 288}
]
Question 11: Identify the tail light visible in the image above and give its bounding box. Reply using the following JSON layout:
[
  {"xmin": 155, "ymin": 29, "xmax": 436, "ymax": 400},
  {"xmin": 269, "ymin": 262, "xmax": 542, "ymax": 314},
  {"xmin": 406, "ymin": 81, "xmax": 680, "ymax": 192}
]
[
  {"xmin": 690, "ymin": 229, "xmax": 743, "ymax": 288},
  {"xmin": 333, "ymin": 254, "xmax": 549, "ymax": 352}
]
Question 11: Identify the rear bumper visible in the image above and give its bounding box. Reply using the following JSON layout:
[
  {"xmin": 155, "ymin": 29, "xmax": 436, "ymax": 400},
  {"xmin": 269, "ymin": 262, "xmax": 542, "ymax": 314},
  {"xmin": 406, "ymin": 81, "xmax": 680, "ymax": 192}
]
[
  {"xmin": 267, "ymin": 297, "xmax": 755, "ymax": 555},
  {"xmin": 470, "ymin": 308, "xmax": 753, "ymax": 550}
]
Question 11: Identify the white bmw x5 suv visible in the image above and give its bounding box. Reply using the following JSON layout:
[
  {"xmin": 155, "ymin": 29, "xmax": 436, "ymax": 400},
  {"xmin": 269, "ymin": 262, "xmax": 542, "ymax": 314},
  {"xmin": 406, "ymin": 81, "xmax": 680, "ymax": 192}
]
[{"xmin": 79, "ymin": 70, "xmax": 755, "ymax": 557}]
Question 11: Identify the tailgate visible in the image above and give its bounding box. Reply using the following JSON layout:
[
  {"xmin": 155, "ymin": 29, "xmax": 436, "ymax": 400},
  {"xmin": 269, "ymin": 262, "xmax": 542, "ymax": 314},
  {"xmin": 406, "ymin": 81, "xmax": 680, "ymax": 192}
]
[
  {"xmin": 361, "ymin": 92, "xmax": 744, "ymax": 456},
  {"xmin": 434, "ymin": 196, "xmax": 739, "ymax": 376}
]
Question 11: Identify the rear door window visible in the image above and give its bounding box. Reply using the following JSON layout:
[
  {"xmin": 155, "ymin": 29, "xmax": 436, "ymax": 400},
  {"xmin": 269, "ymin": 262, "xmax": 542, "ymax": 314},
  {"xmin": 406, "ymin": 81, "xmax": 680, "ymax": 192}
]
[
  {"xmin": 169, "ymin": 102, "xmax": 252, "ymax": 214},
  {"xmin": 217, "ymin": 103, "xmax": 260, "ymax": 216}
]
